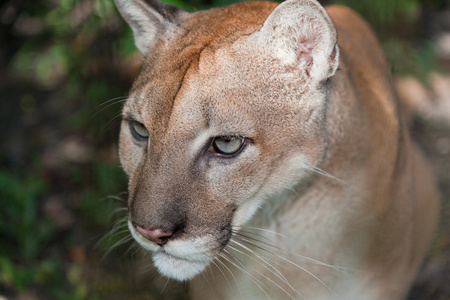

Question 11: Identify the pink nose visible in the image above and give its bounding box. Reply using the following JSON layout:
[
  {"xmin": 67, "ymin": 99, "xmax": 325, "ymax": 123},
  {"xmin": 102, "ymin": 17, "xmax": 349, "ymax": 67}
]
[{"xmin": 135, "ymin": 225, "xmax": 173, "ymax": 246}]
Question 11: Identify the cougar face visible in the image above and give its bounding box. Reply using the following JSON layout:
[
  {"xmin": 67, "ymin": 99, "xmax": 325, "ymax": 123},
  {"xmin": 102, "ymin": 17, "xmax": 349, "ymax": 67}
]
[
  {"xmin": 116, "ymin": 0, "xmax": 336, "ymax": 281},
  {"xmin": 115, "ymin": 0, "xmax": 439, "ymax": 298}
]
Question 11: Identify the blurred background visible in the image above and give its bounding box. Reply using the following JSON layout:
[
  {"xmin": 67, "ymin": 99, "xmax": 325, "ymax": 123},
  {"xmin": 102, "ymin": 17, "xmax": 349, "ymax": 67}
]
[{"xmin": 0, "ymin": 0, "xmax": 449, "ymax": 299}]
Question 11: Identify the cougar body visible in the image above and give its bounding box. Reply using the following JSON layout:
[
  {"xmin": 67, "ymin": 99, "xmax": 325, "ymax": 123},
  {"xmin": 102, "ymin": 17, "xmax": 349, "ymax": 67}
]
[{"xmin": 114, "ymin": 0, "xmax": 440, "ymax": 299}]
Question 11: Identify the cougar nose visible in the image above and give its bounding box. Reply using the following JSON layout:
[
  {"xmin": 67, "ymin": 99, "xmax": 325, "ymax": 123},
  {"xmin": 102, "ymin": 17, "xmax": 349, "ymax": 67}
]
[{"xmin": 135, "ymin": 225, "xmax": 173, "ymax": 246}]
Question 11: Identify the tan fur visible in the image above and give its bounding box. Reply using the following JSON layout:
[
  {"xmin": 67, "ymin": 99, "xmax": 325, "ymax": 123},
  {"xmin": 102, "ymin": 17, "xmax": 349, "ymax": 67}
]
[{"xmin": 115, "ymin": 0, "xmax": 440, "ymax": 299}]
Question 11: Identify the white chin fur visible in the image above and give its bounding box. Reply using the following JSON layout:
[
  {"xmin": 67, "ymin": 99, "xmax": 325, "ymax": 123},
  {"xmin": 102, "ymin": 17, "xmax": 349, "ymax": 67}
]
[{"xmin": 153, "ymin": 252, "xmax": 209, "ymax": 281}]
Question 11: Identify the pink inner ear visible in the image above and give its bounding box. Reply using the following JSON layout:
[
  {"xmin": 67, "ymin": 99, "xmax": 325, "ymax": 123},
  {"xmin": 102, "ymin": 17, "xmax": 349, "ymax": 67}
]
[
  {"xmin": 295, "ymin": 41, "xmax": 314, "ymax": 76},
  {"xmin": 290, "ymin": 18, "xmax": 321, "ymax": 75},
  {"xmin": 296, "ymin": 42, "xmax": 313, "ymax": 65}
]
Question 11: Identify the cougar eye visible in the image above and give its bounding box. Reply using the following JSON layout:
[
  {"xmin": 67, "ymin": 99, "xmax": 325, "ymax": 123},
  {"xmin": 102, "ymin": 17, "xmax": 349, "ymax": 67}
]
[
  {"xmin": 212, "ymin": 136, "xmax": 245, "ymax": 156},
  {"xmin": 129, "ymin": 120, "xmax": 149, "ymax": 140}
]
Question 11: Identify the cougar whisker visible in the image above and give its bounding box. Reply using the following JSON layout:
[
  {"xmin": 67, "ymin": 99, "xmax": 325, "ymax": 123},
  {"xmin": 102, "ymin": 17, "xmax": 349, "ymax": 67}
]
[
  {"xmin": 221, "ymin": 252, "xmax": 274, "ymax": 300},
  {"xmin": 214, "ymin": 255, "xmax": 239, "ymax": 290},
  {"xmin": 233, "ymin": 225, "xmax": 290, "ymax": 239},
  {"xmin": 160, "ymin": 277, "xmax": 171, "ymax": 294},
  {"xmin": 304, "ymin": 164, "xmax": 350, "ymax": 186},
  {"xmin": 227, "ymin": 243, "xmax": 301, "ymax": 299},
  {"xmin": 231, "ymin": 229, "xmax": 280, "ymax": 249},
  {"xmin": 92, "ymin": 96, "xmax": 128, "ymax": 119},
  {"xmin": 233, "ymin": 226, "xmax": 354, "ymax": 274}
]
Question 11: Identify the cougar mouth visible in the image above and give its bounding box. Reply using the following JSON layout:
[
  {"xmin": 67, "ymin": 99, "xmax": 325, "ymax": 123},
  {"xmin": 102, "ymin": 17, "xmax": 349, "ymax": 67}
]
[{"xmin": 128, "ymin": 220, "xmax": 227, "ymax": 280}]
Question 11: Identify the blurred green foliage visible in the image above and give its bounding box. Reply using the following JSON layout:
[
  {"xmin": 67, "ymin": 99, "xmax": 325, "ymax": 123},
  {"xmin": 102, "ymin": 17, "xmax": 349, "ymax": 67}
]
[
  {"xmin": 335, "ymin": 0, "xmax": 420, "ymax": 26},
  {"xmin": 0, "ymin": 169, "xmax": 48, "ymax": 263},
  {"xmin": 0, "ymin": 0, "xmax": 447, "ymax": 298},
  {"xmin": 334, "ymin": 0, "xmax": 445, "ymax": 81},
  {"xmin": 0, "ymin": 168, "xmax": 52, "ymax": 292},
  {"xmin": 0, "ymin": 165, "xmax": 88, "ymax": 299},
  {"xmin": 0, "ymin": 162, "xmax": 126, "ymax": 298}
]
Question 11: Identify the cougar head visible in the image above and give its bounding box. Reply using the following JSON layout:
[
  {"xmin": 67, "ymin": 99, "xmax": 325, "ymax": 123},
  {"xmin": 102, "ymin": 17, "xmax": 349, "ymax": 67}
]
[{"xmin": 115, "ymin": 0, "xmax": 339, "ymax": 281}]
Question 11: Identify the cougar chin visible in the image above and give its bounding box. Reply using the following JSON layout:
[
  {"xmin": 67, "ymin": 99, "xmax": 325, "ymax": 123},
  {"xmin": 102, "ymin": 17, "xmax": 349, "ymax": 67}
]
[{"xmin": 153, "ymin": 252, "xmax": 210, "ymax": 281}]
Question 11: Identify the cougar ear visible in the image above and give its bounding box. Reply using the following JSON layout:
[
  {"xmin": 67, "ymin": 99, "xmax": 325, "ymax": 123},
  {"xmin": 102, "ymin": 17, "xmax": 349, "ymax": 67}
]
[
  {"xmin": 114, "ymin": 0, "xmax": 184, "ymax": 56},
  {"xmin": 258, "ymin": 0, "xmax": 339, "ymax": 82}
]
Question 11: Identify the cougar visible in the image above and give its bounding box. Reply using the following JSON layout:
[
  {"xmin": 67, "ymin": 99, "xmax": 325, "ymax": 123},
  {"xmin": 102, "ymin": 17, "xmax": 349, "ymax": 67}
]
[{"xmin": 114, "ymin": 0, "xmax": 440, "ymax": 298}]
